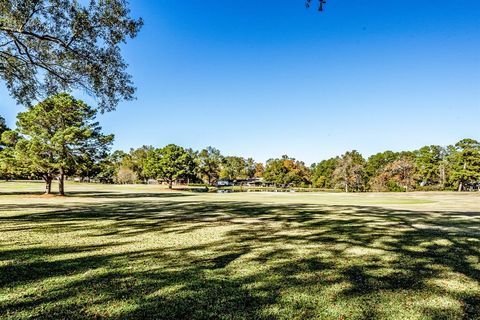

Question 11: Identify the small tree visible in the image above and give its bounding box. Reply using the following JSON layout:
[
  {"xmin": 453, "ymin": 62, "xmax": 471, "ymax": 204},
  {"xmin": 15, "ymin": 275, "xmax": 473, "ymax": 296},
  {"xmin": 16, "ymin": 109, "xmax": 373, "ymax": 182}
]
[
  {"xmin": 15, "ymin": 93, "xmax": 113, "ymax": 195},
  {"xmin": 144, "ymin": 144, "xmax": 195, "ymax": 188}
]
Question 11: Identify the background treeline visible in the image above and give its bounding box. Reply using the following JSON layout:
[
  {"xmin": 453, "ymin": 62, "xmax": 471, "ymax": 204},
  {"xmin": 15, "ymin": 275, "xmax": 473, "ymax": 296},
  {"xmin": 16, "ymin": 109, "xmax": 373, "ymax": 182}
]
[
  {"xmin": 0, "ymin": 94, "xmax": 479, "ymax": 193},
  {"xmin": 76, "ymin": 140, "xmax": 480, "ymax": 192}
]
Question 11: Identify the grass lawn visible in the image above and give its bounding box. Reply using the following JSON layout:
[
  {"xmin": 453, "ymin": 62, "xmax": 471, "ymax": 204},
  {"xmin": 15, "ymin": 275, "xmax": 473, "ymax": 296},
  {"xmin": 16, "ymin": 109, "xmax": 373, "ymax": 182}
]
[{"xmin": 0, "ymin": 182, "xmax": 479, "ymax": 319}]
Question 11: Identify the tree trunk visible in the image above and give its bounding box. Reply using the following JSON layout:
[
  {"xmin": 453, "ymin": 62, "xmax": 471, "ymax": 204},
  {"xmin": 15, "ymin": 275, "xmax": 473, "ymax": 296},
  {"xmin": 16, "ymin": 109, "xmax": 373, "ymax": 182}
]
[
  {"xmin": 439, "ymin": 164, "xmax": 445, "ymax": 188},
  {"xmin": 458, "ymin": 162, "xmax": 467, "ymax": 192},
  {"xmin": 345, "ymin": 183, "xmax": 348, "ymax": 193},
  {"xmin": 58, "ymin": 168, "xmax": 65, "ymax": 196},
  {"xmin": 44, "ymin": 176, "xmax": 52, "ymax": 194},
  {"xmin": 168, "ymin": 180, "xmax": 173, "ymax": 189}
]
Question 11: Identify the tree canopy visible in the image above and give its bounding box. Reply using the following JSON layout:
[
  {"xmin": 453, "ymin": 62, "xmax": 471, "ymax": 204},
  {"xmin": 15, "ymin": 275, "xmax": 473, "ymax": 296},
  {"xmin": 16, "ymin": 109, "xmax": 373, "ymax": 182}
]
[
  {"xmin": 332, "ymin": 150, "xmax": 365, "ymax": 192},
  {"xmin": 0, "ymin": 0, "xmax": 142, "ymax": 111},
  {"xmin": 0, "ymin": 115, "xmax": 7, "ymax": 134},
  {"xmin": 449, "ymin": 139, "xmax": 480, "ymax": 191},
  {"xmin": 14, "ymin": 93, "xmax": 113, "ymax": 194},
  {"xmin": 144, "ymin": 144, "xmax": 194, "ymax": 188},
  {"xmin": 196, "ymin": 147, "xmax": 223, "ymax": 185},
  {"xmin": 264, "ymin": 155, "xmax": 310, "ymax": 187},
  {"xmin": 0, "ymin": 114, "xmax": 9, "ymax": 151}
]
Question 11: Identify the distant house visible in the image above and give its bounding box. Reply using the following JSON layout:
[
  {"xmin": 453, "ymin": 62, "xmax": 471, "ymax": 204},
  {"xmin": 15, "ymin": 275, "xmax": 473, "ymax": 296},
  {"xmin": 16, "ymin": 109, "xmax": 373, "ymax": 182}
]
[
  {"xmin": 217, "ymin": 179, "xmax": 234, "ymax": 187},
  {"xmin": 245, "ymin": 178, "xmax": 264, "ymax": 186},
  {"xmin": 217, "ymin": 178, "xmax": 265, "ymax": 187}
]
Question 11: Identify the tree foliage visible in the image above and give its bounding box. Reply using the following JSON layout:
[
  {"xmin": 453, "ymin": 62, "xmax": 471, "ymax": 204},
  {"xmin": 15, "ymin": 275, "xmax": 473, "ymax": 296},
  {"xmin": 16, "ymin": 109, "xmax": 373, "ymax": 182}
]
[
  {"xmin": 311, "ymin": 157, "xmax": 338, "ymax": 189},
  {"xmin": 14, "ymin": 93, "xmax": 113, "ymax": 194},
  {"xmin": 116, "ymin": 166, "xmax": 137, "ymax": 184},
  {"xmin": 144, "ymin": 144, "xmax": 194, "ymax": 188},
  {"xmin": 371, "ymin": 157, "xmax": 416, "ymax": 192},
  {"xmin": 220, "ymin": 156, "xmax": 257, "ymax": 180},
  {"xmin": 365, "ymin": 151, "xmax": 399, "ymax": 181},
  {"xmin": 0, "ymin": 115, "xmax": 7, "ymax": 136},
  {"xmin": 196, "ymin": 146, "xmax": 223, "ymax": 185},
  {"xmin": 0, "ymin": 0, "xmax": 142, "ymax": 111},
  {"xmin": 264, "ymin": 155, "xmax": 310, "ymax": 187},
  {"xmin": 333, "ymin": 150, "xmax": 365, "ymax": 192},
  {"xmin": 415, "ymin": 145, "xmax": 446, "ymax": 187},
  {"xmin": 449, "ymin": 139, "xmax": 480, "ymax": 191}
]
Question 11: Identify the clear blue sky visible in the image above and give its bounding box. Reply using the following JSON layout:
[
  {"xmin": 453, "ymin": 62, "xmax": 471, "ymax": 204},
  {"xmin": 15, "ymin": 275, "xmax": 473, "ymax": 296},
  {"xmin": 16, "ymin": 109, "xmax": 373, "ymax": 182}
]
[{"xmin": 1, "ymin": 0, "xmax": 479, "ymax": 164}]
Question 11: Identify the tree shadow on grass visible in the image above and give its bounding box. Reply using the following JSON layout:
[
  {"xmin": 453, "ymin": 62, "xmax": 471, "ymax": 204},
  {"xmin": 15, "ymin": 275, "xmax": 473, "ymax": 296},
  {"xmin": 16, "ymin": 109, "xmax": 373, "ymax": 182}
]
[
  {"xmin": 0, "ymin": 194, "xmax": 479, "ymax": 319},
  {"xmin": 0, "ymin": 190, "xmax": 194, "ymax": 199}
]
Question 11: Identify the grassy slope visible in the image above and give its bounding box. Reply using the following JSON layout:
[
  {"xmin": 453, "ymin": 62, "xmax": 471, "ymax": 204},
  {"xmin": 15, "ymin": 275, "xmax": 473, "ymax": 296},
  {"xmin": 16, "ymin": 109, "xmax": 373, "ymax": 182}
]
[{"xmin": 0, "ymin": 182, "xmax": 479, "ymax": 319}]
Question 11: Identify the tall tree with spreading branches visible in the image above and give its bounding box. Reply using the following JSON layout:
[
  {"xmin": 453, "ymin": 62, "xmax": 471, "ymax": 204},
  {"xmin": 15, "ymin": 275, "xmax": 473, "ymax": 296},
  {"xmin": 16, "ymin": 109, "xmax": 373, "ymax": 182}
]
[
  {"xmin": 333, "ymin": 150, "xmax": 365, "ymax": 192},
  {"xmin": 449, "ymin": 139, "xmax": 480, "ymax": 191},
  {"xmin": 0, "ymin": 0, "xmax": 142, "ymax": 111},
  {"xmin": 144, "ymin": 144, "xmax": 195, "ymax": 189},
  {"xmin": 15, "ymin": 93, "xmax": 113, "ymax": 195}
]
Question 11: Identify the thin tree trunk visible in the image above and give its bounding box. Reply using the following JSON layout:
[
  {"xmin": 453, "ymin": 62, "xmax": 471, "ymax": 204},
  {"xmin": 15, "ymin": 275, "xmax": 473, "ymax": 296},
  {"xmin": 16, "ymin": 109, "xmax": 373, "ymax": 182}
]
[
  {"xmin": 168, "ymin": 180, "xmax": 173, "ymax": 189},
  {"xmin": 44, "ymin": 176, "xmax": 52, "ymax": 194},
  {"xmin": 58, "ymin": 168, "xmax": 65, "ymax": 196},
  {"xmin": 458, "ymin": 182, "xmax": 463, "ymax": 192},
  {"xmin": 440, "ymin": 164, "xmax": 445, "ymax": 188}
]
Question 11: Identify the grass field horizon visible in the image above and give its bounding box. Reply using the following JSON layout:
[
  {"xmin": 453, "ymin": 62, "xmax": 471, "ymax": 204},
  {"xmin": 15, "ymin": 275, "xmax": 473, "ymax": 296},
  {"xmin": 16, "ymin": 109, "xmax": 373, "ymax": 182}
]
[{"xmin": 1, "ymin": 182, "xmax": 479, "ymax": 319}]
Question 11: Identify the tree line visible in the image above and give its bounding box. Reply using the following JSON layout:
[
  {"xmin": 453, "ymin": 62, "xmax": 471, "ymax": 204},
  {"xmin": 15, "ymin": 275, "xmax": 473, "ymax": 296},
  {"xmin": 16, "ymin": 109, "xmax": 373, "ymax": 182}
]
[{"xmin": 1, "ymin": 94, "xmax": 479, "ymax": 194}]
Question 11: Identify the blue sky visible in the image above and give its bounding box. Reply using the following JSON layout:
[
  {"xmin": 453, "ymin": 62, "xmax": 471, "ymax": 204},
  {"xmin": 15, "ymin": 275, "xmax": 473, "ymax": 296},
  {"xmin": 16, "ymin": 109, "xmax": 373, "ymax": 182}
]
[{"xmin": 1, "ymin": 0, "xmax": 479, "ymax": 164}]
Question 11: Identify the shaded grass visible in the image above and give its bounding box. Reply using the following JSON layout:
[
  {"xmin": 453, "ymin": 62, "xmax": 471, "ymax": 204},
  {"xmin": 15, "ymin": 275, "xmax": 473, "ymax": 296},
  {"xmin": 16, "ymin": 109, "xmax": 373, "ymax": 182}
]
[{"xmin": 0, "ymin": 183, "xmax": 479, "ymax": 319}]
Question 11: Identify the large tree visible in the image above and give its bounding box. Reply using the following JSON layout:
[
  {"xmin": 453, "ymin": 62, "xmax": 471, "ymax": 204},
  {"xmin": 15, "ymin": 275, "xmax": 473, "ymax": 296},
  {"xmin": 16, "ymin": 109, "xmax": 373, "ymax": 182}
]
[
  {"xmin": 371, "ymin": 157, "xmax": 416, "ymax": 192},
  {"xmin": 311, "ymin": 157, "xmax": 339, "ymax": 189},
  {"xmin": 0, "ymin": 0, "xmax": 142, "ymax": 111},
  {"xmin": 415, "ymin": 145, "xmax": 446, "ymax": 187},
  {"xmin": 15, "ymin": 93, "xmax": 113, "ymax": 194},
  {"xmin": 449, "ymin": 139, "xmax": 480, "ymax": 191},
  {"xmin": 144, "ymin": 144, "xmax": 195, "ymax": 189},
  {"xmin": 333, "ymin": 150, "xmax": 365, "ymax": 192},
  {"xmin": 196, "ymin": 146, "xmax": 223, "ymax": 185},
  {"xmin": 264, "ymin": 155, "xmax": 310, "ymax": 187},
  {"xmin": 220, "ymin": 156, "xmax": 257, "ymax": 180},
  {"xmin": 365, "ymin": 151, "xmax": 399, "ymax": 182}
]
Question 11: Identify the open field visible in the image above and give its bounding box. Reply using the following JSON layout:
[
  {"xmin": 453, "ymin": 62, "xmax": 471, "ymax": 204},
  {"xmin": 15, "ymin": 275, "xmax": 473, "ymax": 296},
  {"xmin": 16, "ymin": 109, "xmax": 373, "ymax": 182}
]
[{"xmin": 0, "ymin": 182, "xmax": 479, "ymax": 319}]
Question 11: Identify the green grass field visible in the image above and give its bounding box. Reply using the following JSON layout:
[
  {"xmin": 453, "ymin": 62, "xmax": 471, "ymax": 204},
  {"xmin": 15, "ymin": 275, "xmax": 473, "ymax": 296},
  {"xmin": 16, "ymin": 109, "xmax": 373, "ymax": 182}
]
[{"xmin": 0, "ymin": 182, "xmax": 479, "ymax": 319}]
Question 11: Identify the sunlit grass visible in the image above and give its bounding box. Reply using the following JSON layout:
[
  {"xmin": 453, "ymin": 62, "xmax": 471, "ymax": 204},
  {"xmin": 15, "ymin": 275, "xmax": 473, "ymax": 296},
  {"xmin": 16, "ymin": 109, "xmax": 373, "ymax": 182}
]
[{"xmin": 0, "ymin": 182, "xmax": 479, "ymax": 319}]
